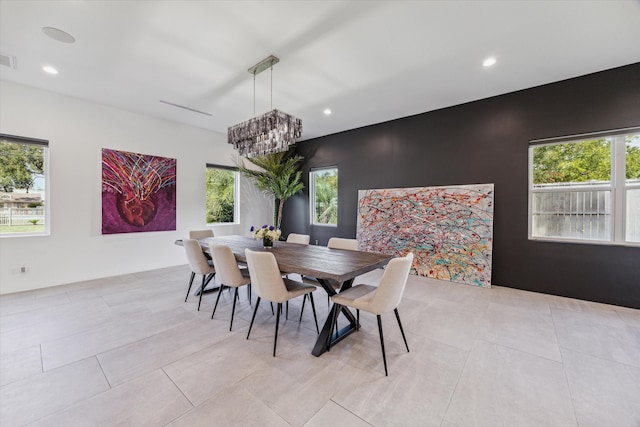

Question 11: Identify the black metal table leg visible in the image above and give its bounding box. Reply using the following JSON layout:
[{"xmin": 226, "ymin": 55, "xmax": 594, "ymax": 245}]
[
  {"xmin": 193, "ymin": 273, "xmax": 220, "ymax": 296},
  {"xmin": 311, "ymin": 278, "xmax": 358, "ymax": 356}
]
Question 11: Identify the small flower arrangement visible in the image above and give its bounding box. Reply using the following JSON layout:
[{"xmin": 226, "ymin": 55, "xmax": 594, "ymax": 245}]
[{"xmin": 250, "ymin": 225, "xmax": 281, "ymax": 245}]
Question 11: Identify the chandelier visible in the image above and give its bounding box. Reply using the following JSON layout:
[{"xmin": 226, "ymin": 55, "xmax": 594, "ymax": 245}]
[{"xmin": 228, "ymin": 55, "xmax": 302, "ymax": 158}]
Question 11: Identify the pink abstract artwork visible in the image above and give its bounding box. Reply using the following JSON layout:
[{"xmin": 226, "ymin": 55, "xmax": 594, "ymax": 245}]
[
  {"xmin": 101, "ymin": 148, "xmax": 176, "ymax": 234},
  {"xmin": 357, "ymin": 184, "xmax": 494, "ymax": 287}
]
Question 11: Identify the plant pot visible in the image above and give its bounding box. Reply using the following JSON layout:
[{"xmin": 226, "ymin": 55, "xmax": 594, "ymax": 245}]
[{"xmin": 263, "ymin": 237, "xmax": 273, "ymax": 248}]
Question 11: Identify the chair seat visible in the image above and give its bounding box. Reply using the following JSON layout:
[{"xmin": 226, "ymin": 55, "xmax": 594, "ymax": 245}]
[
  {"xmin": 281, "ymin": 278, "xmax": 317, "ymax": 302},
  {"xmin": 331, "ymin": 284, "xmax": 376, "ymax": 311},
  {"xmin": 225, "ymin": 267, "xmax": 251, "ymax": 288},
  {"xmin": 300, "ymin": 275, "xmax": 341, "ymax": 289},
  {"xmin": 301, "ymin": 276, "xmax": 319, "ymax": 285}
]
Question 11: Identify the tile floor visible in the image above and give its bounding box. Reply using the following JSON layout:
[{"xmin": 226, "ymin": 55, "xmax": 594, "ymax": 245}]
[{"xmin": 1, "ymin": 265, "xmax": 639, "ymax": 426}]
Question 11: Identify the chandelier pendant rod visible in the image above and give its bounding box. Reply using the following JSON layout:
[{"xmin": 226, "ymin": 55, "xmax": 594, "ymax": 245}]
[{"xmin": 228, "ymin": 54, "xmax": 302, "ymax": 158}]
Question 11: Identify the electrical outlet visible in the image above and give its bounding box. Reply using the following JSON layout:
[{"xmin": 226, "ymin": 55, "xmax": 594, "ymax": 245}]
[{"xmin": 19, "ymin": 265, "xmax": 27, "ymax": 273}]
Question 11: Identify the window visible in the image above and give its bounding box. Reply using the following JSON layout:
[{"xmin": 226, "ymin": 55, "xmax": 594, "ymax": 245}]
[
  {"xmin": 529, "ymin": 128, "xmax": 640, "ymax": 245},
  {"xmin": 205, "ymin": 165, "xmax": 239, "ymax": 224},
  {"xmin": 0, "ymin": 134, "xmax": 49, "ymax": 237},
  {"xmin": 310, "ymin": 167, "xmax": 338, "ymax": 226}
]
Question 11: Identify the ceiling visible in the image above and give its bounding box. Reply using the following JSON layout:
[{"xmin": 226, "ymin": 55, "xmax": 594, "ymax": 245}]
[{"xmin": 1, "ymin": 1, "xmax": 639, "ymax": 142}]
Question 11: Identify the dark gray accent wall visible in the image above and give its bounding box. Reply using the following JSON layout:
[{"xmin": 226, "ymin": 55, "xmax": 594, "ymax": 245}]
[{"xmin": 282, "ymin": 62, "xmax": 640, "ymax": 309}]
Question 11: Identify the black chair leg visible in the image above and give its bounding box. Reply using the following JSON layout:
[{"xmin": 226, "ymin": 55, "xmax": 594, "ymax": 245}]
[
  {"xmin": 197, "ymin": 275, "xmax": 206, "ymax": 311},
  {"xmin": 211, "ymin": 284, "xmax": 225, "ymax": 319},
  {"xmin": 197, "ymin": 273, "xmax": 216, "ymax": 311},
  {"xmin": 247, "ymin": 297, "xmax": 261, "ymax": 339},
  {"xmin": 377, "ymin": 315, "xmax": 388, "ymax": 376},
  {"xmin": 356, "ymin": 309, "xmax": 360, "ymax": 331},
  {"xmin": 185, "ymin": 272, "xmax": 195, "ymax": 302},
  {"xmin": 270, "ymin": 302, "xmax": 275, "ymax": 315},
  {"xmin": 286, "ymin": 301, "xmax": 289, "ymax": 320},
  {"xmin": 309, "ymin": 292, "xmax": 319, "ymax": 334},
  {"xmin": 394, "ymin": 308, "xmax": 410, "ymax": 353},
  {"xmin": 299, "ymin": 294, "xmax": 306, "ymax": 322},
  {"xmin": 273, "ymin": 302, "xmax": 281, "ymax": 357},
  {"xmin": 230, "ymin": 288, "xmax": 239, "ymax": 331}
]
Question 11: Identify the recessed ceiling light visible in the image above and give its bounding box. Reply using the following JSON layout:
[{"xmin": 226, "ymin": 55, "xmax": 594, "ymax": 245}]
[
  {"xmin": 43, "ymin": 65, "xmax": 59, "ymax": 75},
  {"xmin": 42, "ymin": 27, "xmax": 76, "ymax": 44},
  {"xmin": 323, "ymin": 108, "xmax": 332, "ymax": 115},
  {"xmin": 483, "ymin": 57, "xmax": 497, "ymax": 67}
]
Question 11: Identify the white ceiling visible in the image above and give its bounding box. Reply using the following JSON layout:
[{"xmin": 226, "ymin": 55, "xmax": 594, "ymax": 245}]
[{"xmin": 1, "ymin": 1, "xmax": 639, "ymax": 142}]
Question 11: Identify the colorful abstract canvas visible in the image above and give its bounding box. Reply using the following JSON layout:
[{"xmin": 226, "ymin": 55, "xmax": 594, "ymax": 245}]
[
  {"xmin": 357, "ymin": 184, "xmax": 494, "ymax": 287},
  {"xmin": 101, "ymin": 148, "xmax": 176, "ymax": 234}
]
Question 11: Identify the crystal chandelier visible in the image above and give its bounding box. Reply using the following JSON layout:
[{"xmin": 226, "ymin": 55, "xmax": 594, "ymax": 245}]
[{"xmin": 228, "ymin": 55, "xmax": 303, "ymax": 158}]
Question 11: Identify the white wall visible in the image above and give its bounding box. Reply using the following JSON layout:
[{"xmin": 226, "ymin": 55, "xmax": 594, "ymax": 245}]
[{"xmin": 0, "ymin": 81, "xmax": 273, "ymax": 294}]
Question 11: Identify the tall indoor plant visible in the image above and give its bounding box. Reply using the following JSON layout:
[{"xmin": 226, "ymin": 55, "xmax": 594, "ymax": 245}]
[{"xmin": 236, "ymin": 148, "xmax": 304, "ymax": 229}]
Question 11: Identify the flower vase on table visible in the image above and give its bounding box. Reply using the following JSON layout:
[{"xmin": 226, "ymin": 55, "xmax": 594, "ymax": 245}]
[{"xmin": 251, "ymin": 225, "xmax": 281, "ymax": 249}]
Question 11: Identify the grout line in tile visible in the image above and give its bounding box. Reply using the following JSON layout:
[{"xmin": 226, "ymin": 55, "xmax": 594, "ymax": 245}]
[
  {"xmin": 612, "ymin": 306, "xmax": 631, "ymax": 325},
  {"xmin": 477, "ymin": 336, "xmax": 563, "ymax": 364},
  {"xmin": 161, "ymin": 367, "xmax": 195, "ymax": 407},
  {"xmin": 328, "ymin": 398, "xmax": 375, "ymax": 426},
  {"xmin": 439, "ymin": 338, "xmax": 475, "ymax": 426},
  {"xmin": 558, "ymin": 344, "xmax": 640, "ymax": 370},
  {"xmin": 95, "ymin": 355, "xmax": 112, "ymax": 389},
  {"xmin": 551, "ymin": 307, "xmax": 640, "ymax": 369},
  {"xmin": 39, "ymin": 343, "xmax": 44, "ymax": 374},
  {"xmin": 557, "ymin": 344, "xmax": 580, "ymax": 425}
]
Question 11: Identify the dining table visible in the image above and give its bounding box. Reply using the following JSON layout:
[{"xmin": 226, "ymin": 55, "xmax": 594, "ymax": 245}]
[{"xmin": 175, "ymin": 235, "xmax": 393, "ymax": 356}]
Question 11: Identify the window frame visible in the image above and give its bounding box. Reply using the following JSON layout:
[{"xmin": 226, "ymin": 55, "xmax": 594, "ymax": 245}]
[
  {"xmin": 528, "ymin": 127, "xmax": 640, "ymax": 246},
  {"xmin": 310, "ymin": 166, "xmax": 338, "ymax": 227},
  {"xmin": 205, "ymin": 163, "xmax": 240, "ymax": 226},
  {"xmin": 0, "ymin": 133, "xmax": 50, "ymax": 238}
]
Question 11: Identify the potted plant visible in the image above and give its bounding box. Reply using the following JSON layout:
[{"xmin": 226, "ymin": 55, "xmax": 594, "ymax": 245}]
[{"xmin": 236, "ymin": 148, "xmax": 304, "ymax": 230}]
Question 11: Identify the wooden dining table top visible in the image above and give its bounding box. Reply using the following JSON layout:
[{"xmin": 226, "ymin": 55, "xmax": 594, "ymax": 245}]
[{"xmin": 175, "ymin": 235, "xmax": 393, "ymax": 283}]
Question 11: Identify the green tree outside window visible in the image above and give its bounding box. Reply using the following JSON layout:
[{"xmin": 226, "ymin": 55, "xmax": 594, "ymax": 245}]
[
  {"xmin": 206, "ymin": 167, "xmax": 236, "ymax": 223},
  {"xmin": 312, "ymin": 168, "xmax": 338, "ymax": 225}
]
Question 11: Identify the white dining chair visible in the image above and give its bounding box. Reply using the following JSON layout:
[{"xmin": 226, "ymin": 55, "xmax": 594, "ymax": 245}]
[
  {"xmin": 283, "ymin": 233, "xmax": 310, "ymax": 297},
  {"xmin": 186, "ymin": 229, "xmax": 214, "ymax": 285},
  {"xmin": 183, "ymin": 238, "xmax": 216, "ymax": 311},
  {"xmin": 329, "ymin": 252, "xmax": 413, "ymax": 376},
  {"xmin": 327, "ymin": 237, "xmax": 358, "ymax": 251},
  {"xmin": 189, "ymin": 229, "xmax": 214, "ymax": 239},
  {"xmin": 245, "ymin": 248, "xmax": 319, "ymax": 356},
  {"xmin": 209, "ymin": 244, "xmax": 251, "ymax": 331},
  {"xmin": 286, "ymin": 233, "xmax": 310, "ymax": 245}
]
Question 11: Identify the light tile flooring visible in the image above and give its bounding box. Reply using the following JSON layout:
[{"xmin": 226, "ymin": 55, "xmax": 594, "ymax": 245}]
[{"xmin": 1, "ymin": 265, "xmax": 639, "ymax": 426}]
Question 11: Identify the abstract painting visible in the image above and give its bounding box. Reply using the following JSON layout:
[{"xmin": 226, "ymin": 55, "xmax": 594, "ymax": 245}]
[
  {"xmin": 102, "ymin": 148, "xmax": 176, "ymax": 234},
  {"xmin": 357, "ymin": 184, "xmax": 494, "ymax": 287}
]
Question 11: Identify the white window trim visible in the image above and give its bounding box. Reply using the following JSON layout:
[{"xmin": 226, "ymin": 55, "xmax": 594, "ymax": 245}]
[
  {"xmin": 0, "ymin": 134, "xmax": 50, "ymax": 238},
  {"xmin": 205, "ymin": 165, "xmax": 240, "ymax": 226},
  {"xmin": 310, "ymin": 166, "xmax": 338, "ymax": 227},
  {"xmin": 528, "ymin": 129, "xmax": 639, "ymax": 247}
]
